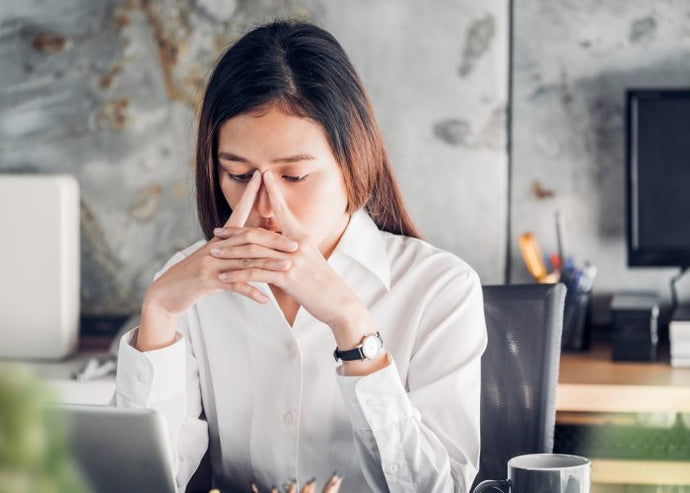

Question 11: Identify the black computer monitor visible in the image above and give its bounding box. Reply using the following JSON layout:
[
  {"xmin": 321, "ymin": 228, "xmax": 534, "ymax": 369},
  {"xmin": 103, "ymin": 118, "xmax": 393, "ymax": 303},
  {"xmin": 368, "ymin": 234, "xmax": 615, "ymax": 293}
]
[{"xmin": 626, "ymin": 89, "xmax": 690, "ymax": 268}]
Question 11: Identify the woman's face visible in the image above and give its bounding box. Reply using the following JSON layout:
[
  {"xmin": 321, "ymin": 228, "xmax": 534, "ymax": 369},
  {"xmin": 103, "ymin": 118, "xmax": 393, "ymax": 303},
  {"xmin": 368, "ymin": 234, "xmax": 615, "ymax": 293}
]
[{"xmin": 217, "ymin": 103, "xmax": 350, "ymax": 257}]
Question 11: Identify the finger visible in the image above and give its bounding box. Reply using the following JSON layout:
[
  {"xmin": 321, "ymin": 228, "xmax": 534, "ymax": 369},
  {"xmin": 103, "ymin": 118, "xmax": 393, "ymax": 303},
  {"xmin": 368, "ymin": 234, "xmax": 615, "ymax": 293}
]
[
  {"xmin": 262, "ymin": 170, "xmax": 303, "ymax": 239},
  {"xmin": 324, "ymin": 477, "xmax": 342, "ymax": 493},
  {"xmin": 225, "ymin": 170, "xmax": 261, "ymax": 228},
  {"xmin": 218, "ymin": 267, "xmax": 284, "ymax": 286},
  {"xmin": 322, "ymin": 474, "xmax": 337, "ymax": 493},
  {"xmin": 270, "ymin": 487, "xmax": 279, "ymax": 493},
  {"xmin": 328, "ymin": 478, "xmax": 342, "ymax": 493},
  {"xmin": 213, "ymin": 257, "xmax": 292, "ymax": 272},
  {"xmin": 212, "ymin": 227, "xmax": 298, "ymax": 253},
  {"xmin": 301, "ymin": 478, "xmax": 316, "ymax": 493},
  {"xmin": 221, "ymin": 281, "xmax": 269, "ymax": 304},
  {"xmin": 212, "ymin": 243, "xmax": 295, "ymax": 261},
  {"xmin": 287, "ymin": 482, "xmax": 297, "ymax": 493},
  {"xmin": 250, "ymin": 482, "xmax": 259, "ymax": 493}
]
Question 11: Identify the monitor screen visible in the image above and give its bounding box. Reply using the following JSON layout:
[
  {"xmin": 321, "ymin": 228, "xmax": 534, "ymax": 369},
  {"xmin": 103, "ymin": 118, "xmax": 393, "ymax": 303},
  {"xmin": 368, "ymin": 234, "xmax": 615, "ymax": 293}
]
[{"xmin": 627, "ymin": 89, "xmax": 690, "ymax": 267}]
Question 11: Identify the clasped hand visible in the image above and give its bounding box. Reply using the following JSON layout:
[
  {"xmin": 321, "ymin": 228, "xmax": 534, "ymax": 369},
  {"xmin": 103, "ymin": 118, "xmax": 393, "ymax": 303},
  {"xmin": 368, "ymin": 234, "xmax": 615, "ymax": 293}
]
[{"xmin": 210, "ymin": 170, "xmax": 359, "ymax": 331}]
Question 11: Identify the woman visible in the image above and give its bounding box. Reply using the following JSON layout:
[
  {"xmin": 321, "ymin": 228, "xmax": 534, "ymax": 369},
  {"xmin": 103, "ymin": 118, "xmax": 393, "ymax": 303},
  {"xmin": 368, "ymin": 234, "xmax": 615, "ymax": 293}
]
[{"xmin": 113, "ymin": 19, "xmax": 487, "ymax": 493}]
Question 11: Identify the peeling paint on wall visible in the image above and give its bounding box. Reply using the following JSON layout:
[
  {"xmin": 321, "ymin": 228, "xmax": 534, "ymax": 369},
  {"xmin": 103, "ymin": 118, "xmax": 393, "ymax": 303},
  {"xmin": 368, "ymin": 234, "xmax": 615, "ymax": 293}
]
[
  {"xmin": 97, "ymin": 98, "xmax": 131, "ymax": 129},
  {"xmin": 1, "ymin": 0, "xmax": 508, "ymax": 314},
  {"xmin": 433, "ymin": 118, "xmax": 471, "ymax": 146},
  {"xmin": 130, "ymin": 185, "xmax": 162, "ymax": 221},
  {"xmin": 630, "ymin": 15, "xmax": 657, "ymax": 43},
  {"xmin": 532, "ymin": 180, "xmax": 555, "ymax": 200},
  {"xmin": 433, "ymin": 105, "xmax": 506, "ymax": 150},
  {"xmin": 458, "ymin": 14, "xmax": 495, "ymax": 78},
  {"xmin": 30, "ymin": 31, "xmax": 70, "ymax": 54}
]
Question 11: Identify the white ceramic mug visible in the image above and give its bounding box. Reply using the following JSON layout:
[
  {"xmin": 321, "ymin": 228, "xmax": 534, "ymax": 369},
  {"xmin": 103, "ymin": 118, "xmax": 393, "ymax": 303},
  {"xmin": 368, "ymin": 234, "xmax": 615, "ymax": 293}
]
[{"xmin": 473, "ymin": 453, "xmax": 591, "ymax": 493}]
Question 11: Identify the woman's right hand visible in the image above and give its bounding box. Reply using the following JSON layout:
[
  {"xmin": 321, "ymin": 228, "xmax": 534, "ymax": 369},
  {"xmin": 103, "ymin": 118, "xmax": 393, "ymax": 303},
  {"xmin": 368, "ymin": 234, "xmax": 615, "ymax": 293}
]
[{"xmin": 143, "ymin": 170, "xmax": 297, "ymax": 316}]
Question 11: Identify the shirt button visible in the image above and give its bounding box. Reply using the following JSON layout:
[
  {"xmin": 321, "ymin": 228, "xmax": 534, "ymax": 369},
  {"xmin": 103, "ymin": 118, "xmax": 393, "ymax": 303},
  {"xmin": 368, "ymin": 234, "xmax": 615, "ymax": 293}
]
[
  {"xmin": 137, "ymin": 372, "xmax": 146, "ymax": 383},
  {"xmin": 288, "ymin": 344, "xmax": 297, "ymax": 355},
  {"xmin": 282, "ymin": 412, "xmax": 294, "ymax": 424},
  {"xmin": 387, "ymin": 463, "xmax": 400, "ymax": 474}
]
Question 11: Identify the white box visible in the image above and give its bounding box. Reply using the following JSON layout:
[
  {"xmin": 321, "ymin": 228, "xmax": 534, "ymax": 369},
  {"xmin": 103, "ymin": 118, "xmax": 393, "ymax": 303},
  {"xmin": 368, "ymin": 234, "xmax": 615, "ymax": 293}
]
[{"xmin": 0, "ymin": 174, "xmax": 80, "ymax": 359}]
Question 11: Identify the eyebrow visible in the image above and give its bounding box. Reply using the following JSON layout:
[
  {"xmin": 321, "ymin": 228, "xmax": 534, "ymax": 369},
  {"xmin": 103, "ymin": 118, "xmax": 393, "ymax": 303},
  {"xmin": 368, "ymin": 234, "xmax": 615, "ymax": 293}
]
[{"xmin": 217, "ymin": 151, "xmax": 317, "ymax": 164}]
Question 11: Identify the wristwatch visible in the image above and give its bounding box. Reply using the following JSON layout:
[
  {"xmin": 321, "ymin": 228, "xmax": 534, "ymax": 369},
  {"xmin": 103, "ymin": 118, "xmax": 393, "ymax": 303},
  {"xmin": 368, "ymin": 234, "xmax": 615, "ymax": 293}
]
[{"xmin": 333, "ymin": 332, "xmax": 384, "ymax": 362}]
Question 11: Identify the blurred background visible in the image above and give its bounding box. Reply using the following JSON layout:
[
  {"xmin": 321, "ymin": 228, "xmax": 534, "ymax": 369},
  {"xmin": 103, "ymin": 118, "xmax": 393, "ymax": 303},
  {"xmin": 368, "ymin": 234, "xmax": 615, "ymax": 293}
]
[{"xmin": 2, "ymin": 0, "xmax": 689, "ymax": 325}]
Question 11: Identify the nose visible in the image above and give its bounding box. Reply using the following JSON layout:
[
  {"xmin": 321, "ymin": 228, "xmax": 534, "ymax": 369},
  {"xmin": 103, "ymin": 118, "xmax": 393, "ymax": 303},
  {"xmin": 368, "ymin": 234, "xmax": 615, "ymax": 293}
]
[{"xmin": 253, "ymin": 182, "xmax": 274, "ymax": 219}]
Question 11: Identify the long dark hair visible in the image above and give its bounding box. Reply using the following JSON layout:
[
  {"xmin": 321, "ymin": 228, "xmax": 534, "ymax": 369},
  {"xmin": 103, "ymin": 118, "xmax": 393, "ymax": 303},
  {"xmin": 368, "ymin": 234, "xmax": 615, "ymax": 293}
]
[{"xmin": 195, "ymin": 19, "xmax": 421, "ymax": 240}]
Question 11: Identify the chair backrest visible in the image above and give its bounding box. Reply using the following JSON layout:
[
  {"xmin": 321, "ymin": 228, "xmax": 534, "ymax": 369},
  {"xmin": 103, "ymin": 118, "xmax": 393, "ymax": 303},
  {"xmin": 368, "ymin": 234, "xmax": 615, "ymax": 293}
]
[{"xmin": 473, "ymin": 283, "xmax": 566, "ymax": 487}]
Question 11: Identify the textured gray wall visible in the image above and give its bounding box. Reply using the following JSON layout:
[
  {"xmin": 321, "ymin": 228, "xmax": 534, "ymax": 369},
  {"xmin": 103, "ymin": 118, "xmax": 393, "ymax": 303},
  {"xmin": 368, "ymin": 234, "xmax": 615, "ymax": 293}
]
[
  {"xmin": 0, "ymin": 0, "xmax": 508, "ymax": 315},
  {"xmin": 511, "ymin": 0, "xmax": 690, "ymax": 318}
]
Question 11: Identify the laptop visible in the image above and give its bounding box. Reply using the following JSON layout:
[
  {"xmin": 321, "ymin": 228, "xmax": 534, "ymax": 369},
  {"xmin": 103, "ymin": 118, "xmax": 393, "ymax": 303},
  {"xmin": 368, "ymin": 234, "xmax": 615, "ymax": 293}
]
[{"xmin": 44, "ymin": 404, "xmax": 178, "ymax": 493}]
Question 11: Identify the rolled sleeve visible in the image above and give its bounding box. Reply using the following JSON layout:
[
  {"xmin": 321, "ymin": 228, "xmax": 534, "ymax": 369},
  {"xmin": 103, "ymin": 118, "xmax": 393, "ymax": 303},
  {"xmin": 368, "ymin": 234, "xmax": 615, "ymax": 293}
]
[{"xmin": 115, "ymin": 326, "xmax": 185, "ymax": 405}]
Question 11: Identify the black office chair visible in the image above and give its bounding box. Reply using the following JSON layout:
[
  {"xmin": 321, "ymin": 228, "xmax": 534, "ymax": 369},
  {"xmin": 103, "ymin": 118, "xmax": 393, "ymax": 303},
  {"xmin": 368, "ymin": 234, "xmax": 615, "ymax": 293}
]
[{"xmin": 473, "ymin": 283, "xmax": 566, "ymax": 488}]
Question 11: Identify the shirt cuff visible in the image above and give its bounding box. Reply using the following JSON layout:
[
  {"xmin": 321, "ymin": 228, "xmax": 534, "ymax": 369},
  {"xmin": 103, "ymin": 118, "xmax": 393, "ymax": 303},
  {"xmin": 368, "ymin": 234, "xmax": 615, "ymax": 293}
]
[
  {"xmin": 115, "ymin": 325, "xmax": 185, "ymax": 405},
  {"xmin": 335, "ymin": 354, "xmax": 419, "ymax": 431}
]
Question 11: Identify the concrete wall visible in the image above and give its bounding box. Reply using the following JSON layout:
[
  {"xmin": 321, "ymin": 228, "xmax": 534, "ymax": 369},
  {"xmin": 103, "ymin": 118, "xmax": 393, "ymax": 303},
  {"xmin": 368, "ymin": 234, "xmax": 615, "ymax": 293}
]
[
  {"xmin": 511, "ymin": 0, "xmax": 690, "ymax": 318},
  {"xmin": 0, "ymin": 0, "xmax": 508, "ymax": 315}
]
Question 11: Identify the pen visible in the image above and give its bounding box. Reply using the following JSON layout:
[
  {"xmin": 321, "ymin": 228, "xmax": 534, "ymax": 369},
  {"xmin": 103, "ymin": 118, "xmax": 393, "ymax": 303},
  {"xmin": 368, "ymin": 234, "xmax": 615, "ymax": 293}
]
[
  {"xmin": 556, "ymin": 210, "xmax": 567, "ymax": 269},
  {"xmin": 578, "ymin": 263, "xmax": 597, "ymax": 293}
]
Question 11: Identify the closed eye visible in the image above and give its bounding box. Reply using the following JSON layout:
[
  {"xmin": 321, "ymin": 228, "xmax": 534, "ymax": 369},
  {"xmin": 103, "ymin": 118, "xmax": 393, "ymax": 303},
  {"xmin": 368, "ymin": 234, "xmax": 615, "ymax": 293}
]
[
  {"xmin": 228, "ymin": 173, "xmax": 253, "ymax": 183},
  {"xmin": 227, "ymin": 172, "xmax": 311, "ymax": 184},
  {"xmin": 282, "ymin": 174, "xmax": 310, "ymax": 183}
]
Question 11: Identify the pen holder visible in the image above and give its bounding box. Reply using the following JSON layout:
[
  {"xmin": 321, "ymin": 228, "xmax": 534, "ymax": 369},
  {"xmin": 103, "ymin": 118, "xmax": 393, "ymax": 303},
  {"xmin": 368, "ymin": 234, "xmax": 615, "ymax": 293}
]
[
  {"xmin": 560, "ymin": 266, "xmax": 593, "ymax": 352},
  {"xmin": 562, "ymin": 290, "xmax": 591, "ymax": 351}
]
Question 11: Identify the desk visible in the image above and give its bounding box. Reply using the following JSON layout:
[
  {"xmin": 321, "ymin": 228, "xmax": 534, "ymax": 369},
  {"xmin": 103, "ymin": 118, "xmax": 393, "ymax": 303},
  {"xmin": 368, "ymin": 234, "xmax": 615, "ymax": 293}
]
[
  {"xmin": 9, "ymin": 335, "xmax": 117, "ymax": 406},
  {"xmin": 557, "ymin": 339, "xmax": 690, "ymax": 487},
  {"xmin": 557, "ymin": 340, "xmax": 690, "ymax": 413}
]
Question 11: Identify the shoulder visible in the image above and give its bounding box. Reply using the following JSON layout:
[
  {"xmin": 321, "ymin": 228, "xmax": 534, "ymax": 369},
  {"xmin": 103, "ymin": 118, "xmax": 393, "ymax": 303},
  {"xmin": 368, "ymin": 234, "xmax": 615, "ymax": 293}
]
[
  {"xmin": 152, "ymin": 239, "xmax": 206, "ymax": 281},
  {"xmin": 380, "ymin": 231, "xmax": 479, "ymax": 288}
]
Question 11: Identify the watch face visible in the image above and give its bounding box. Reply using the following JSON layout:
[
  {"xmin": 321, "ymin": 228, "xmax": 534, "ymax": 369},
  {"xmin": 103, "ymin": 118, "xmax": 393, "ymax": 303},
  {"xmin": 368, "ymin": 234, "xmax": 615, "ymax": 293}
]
[{"xmin": 361, "ymin": 334, "xmax": 382, "ymax": 359}]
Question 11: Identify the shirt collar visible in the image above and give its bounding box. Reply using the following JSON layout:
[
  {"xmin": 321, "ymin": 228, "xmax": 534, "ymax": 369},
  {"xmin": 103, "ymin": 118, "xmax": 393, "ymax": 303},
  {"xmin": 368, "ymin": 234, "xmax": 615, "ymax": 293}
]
[{"xmin": 332, "ymin": 208, "xmax": 391, "ymax": 291}]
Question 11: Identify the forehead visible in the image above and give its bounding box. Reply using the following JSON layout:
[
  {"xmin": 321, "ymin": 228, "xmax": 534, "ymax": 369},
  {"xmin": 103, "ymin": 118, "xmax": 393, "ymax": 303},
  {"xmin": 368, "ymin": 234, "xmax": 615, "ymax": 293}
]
[{"xmin": 218, "ymin": 105, "xmax": 332, "ymax": 156}]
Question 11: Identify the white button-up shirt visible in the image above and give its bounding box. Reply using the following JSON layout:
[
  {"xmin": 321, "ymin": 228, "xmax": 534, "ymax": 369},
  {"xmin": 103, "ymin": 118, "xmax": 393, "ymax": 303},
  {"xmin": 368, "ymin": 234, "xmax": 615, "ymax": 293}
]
[{"xmin": 112, "ymin": 209, "xmax": 487, "ymax": 493}]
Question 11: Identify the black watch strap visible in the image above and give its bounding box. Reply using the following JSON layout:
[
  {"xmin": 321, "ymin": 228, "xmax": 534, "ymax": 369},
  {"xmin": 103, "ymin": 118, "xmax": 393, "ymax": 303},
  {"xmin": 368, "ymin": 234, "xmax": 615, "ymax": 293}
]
[
  {"xmin": 333, "ymin": 346, "xmax": 365, "ymax": 362},
  {"xmin": 333, "ymin": 332, "xmax": 382, "ymax": 361}
]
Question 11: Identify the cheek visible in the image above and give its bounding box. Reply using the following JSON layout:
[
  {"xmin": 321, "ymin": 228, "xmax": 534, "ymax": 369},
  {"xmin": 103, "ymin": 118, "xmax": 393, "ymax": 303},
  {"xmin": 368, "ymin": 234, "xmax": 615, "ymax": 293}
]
[{"xmin": 283, "ymin": 176, "xmax": 347, "ymax": 221}]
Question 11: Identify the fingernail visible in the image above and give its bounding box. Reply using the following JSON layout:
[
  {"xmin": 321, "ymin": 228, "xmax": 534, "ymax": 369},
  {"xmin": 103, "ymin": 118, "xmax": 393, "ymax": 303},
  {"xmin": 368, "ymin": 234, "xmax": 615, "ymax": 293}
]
[
  {"xmin": 286, "ymin": 241, "xmax": 298, "ymax": 251},
  {"xmin": 263, "ymin": 170, "xmax": 273, "ymax": 182},
  {"xmin": 210, "ymin": 247, "xmax": 221, "ymax": 255},
  {"xmin": 213, "ymin": 227, "xmax": 227, "ymax": 236},
  {"xmin": 277, "ymin": 260, "xmax": 291, "ymax": 269}
]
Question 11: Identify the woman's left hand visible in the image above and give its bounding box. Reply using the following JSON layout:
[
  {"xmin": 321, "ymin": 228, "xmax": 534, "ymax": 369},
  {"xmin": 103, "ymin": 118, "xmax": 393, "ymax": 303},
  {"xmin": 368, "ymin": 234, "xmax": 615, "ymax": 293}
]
[{"xmin": 212, "ymin": 170, "xmax": 364, "ymax": 335}]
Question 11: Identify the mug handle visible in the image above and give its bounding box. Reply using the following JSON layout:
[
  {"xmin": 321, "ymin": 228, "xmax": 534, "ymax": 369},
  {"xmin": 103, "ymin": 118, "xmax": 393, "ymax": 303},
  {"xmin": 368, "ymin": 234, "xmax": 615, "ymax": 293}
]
[{"xmin": 473, "ymin": 479, "xmax": 511, "ymax": 493}]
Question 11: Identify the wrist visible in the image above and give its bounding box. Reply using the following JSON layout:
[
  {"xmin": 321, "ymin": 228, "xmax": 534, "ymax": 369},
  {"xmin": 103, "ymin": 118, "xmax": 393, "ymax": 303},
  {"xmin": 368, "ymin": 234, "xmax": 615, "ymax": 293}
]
[
  {"xmin": 328, "ymin": 297, "xmax": 372, "ymax": 350},
  {"xmin": 329, "ymin": 300, "xmax": 389, "ymax": 376},
  {"xmin": 137, "ymin": 293, "xmax": 179, "ymax": 352}
]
